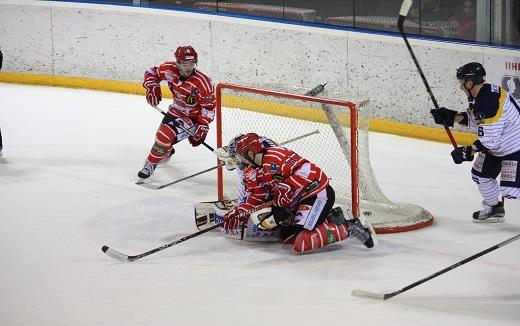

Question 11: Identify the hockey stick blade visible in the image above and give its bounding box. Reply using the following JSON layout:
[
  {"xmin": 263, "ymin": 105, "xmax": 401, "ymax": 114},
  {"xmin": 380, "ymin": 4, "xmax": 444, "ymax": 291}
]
[
  {"xmin": 102, "ymin": 245, "xmax": 135, "ymax": 262},
  {"xmin": 135, "ymin": 180, "xmax": 162, "ymax": 189},
  {"xmin": 351, "ymin": 289, "xmax": 390, "ymax": 300}
]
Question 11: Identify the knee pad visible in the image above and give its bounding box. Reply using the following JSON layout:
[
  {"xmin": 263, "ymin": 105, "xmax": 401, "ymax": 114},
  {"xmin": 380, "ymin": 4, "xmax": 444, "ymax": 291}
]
[
  {"xmin": 156, "ymin": 123, "xmax": 177, "ymax": 145},
  {"xmin": 292, "ymin": 222, "xmax": 348, "ymax": 254}
]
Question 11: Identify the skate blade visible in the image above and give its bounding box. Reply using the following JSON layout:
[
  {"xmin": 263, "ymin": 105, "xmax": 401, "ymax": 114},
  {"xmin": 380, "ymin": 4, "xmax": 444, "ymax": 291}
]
[{"xmin": 472, "ymin": 216, "xmax": 505, "ymax": 223}]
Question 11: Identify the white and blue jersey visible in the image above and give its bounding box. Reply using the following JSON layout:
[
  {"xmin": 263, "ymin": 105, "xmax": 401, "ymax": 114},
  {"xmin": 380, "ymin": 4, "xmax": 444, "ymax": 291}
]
[{"xmin": 466, "ymin": 84, "xmax": 520, "ymax": 156}]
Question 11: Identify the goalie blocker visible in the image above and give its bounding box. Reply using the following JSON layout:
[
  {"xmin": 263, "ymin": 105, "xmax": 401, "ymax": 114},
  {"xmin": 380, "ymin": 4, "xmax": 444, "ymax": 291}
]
[{"xmin": 194, "ymin": 200, "xmax": 377, "ymax": 253}]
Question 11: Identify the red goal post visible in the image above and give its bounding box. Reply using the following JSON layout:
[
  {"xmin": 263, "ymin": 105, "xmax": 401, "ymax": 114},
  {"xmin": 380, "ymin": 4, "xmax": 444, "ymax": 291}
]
[{"xmin": 215, "ymin": 82, "xmax": 361, "ymax": 219}]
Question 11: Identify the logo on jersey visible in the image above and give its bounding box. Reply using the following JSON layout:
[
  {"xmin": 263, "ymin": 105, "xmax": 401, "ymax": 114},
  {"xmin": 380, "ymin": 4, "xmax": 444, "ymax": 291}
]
[
  {"xmin": 243, "ymin": 168, "xmax": 257, "ymax": 181},
  {"xmin": 502, "ymin": 75, "xmax": 520, "ymax": 100},
  {"xmin": 285, "ymin": 157, "xmax": 297, "ymax": 166},
  {"xmin": 164, "ymin": 71, "xmax": 174, "ymax": 82},
  {"xmin": 305, "ymin": 180, "xmax": 320, "ymax": 193},
  {"xmin": 270, "ymin": 163, "xmax": 278, "ymax": 173},
  {"xmin": 186, "ymin": 95, "xmax": 197, "ymax": 105},
  {"xmin": 295, "ymin": 205, "xmax": 311, "ymax": 220}
]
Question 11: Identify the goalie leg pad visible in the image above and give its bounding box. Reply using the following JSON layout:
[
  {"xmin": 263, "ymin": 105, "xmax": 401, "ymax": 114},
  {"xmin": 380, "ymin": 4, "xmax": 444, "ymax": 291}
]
[
  {"xmin": 193, "ymin": 200, "xmax": 279, "ymax": 241},
  {"xmin": 194, "ymin": 200, "xmax": 237, "ymax": 230},
  {"xmin": 292, "ymin": 222, "xmax": 348, "ymax": 254},
  {"xmin": 218, "ymin": 218, "xmax": 280, "ymax": 241}
]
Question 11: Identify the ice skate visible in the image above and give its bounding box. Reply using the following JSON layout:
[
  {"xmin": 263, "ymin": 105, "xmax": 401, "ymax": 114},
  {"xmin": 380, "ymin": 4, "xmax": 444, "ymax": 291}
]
[
  {"xmin": 472, "ymin": 201, "xmax": 505, "ymax": 223},
  {"xmin": 347, "ymin": 218, "xmax": 375, "ymax": 248},
  {"xmin": 137, "ymin": 160, "xmax": 156, "ymax": 179}
]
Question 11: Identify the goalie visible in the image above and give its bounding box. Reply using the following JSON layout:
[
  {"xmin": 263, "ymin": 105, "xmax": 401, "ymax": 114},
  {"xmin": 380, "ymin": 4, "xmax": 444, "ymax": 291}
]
[{"xmin": 213, "ymin": 133, "xmax": 375, "ymax": 254}]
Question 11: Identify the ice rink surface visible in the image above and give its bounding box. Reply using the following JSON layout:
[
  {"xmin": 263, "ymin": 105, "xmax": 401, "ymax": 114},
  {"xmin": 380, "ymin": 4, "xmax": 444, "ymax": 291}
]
[{"xmin": 1, "ymin": 83, "xmax": 519, "ymax": 326}]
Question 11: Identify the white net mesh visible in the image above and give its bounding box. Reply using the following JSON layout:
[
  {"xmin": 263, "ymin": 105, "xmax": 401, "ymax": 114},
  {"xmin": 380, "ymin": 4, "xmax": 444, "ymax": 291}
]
[{"xmin": 216, "ymin": 83, "xmax": 433, "ymax": 233}]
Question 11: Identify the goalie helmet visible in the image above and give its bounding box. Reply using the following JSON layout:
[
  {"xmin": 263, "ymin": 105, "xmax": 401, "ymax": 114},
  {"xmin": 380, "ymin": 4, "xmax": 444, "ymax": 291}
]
[
  {"xmin": 456, "ymin": 62, "xmax": 486, "ymax": 84},
  {"xmin": 227, "ymin": 133, "xmax": 244, "ymax": 158},
  {"xmin": 235, "ymin": 133, "xmax": 264, "ymax": 165},
  {"xmin": 174, "ymin": 45, "xmax": 198, "ymax": 63}
]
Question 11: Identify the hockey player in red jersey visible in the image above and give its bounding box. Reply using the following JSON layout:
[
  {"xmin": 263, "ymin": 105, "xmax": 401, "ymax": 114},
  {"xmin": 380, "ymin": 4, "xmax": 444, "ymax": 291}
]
[
  {"xmin": 138, "ymin": 45, "xmax": 216, "ymax": 179},
  {"xmin": 222, "ymin": 133, "xmax": 374, "ymax": 254}
]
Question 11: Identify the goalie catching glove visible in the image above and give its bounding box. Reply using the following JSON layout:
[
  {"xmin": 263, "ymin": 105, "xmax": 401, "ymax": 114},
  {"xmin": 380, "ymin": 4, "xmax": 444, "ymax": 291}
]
[{"xmin": 189, "ymin": 124, "xmax": 209, "ymax": 147}]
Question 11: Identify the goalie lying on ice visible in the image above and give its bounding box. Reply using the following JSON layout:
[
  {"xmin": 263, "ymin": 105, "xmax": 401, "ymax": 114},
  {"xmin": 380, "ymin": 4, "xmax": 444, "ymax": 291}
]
[{"xmin": 199, "ymin": 132, "xmax": 376, "ymax": 254}]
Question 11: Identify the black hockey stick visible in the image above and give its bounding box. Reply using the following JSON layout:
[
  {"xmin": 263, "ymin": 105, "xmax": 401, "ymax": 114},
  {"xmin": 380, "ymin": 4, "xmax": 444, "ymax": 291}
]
[
  {"xmin": 101, "ymin": 201, "xmax": 273, "ymax": 262},
  {"xmin": 102, "ymin": 223, "xmax": 222, "ymax": 262},
  {"xmin": 351, "ymin": 233, "xmax": 520, "ymax": 300},
  {"xmin": 397, "ymin": 0, "xmax": 457, "ymax": 148},
  {"xmin": 152, "ymin": 106, "xmax": 215, "ymax": 152}
]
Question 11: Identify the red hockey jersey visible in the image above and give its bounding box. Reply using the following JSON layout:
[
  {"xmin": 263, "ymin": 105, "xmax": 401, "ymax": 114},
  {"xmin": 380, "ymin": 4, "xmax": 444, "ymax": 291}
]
[
  {"xmin": 240, "ymin": 146, "xmax": 329, "ymax": 211},
  {"xmin": 144, "ymin": 61, "xmax": 215, "ymax": 125}
]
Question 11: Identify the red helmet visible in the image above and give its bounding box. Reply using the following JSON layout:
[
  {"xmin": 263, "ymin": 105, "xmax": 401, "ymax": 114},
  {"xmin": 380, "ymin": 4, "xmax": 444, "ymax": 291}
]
[
  {"xmin": 174, "ymin": 45, "xmax": 198, "ymax": 63},
  {"xmin": 235, "ymin": 133, "xmax": 264, "ymax": 165}
]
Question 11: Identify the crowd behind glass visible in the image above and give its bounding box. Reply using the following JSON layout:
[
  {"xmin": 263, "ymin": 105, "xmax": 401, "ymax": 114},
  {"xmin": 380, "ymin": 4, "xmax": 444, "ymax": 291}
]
[{"xmin": 60, "ymin": 0, "xmax": 520, "ymax": 47}]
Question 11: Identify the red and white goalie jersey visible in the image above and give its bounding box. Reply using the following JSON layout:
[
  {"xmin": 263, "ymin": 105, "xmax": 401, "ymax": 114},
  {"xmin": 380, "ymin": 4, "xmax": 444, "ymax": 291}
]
[
  {"xmin": 240, "ymin": 146, "xmax": 329, "ymax": 211},
  {"xmin": 144, "ymin": 62, "xmax": 216, "ymax": 125}
]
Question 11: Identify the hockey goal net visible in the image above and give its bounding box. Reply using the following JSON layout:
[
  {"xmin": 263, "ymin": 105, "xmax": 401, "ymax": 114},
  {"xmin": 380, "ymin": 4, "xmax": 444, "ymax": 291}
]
[{"xmin": 215, "ymin": 82, "xmax": 433, "ymax": 233}]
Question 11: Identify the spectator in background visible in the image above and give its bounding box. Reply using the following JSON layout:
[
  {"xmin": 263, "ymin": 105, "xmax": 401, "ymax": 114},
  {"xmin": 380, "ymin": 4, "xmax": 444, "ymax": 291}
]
[
  {"xmin": 420, "ymin": 0, "xmax": 446, "ymax": 21},
  {"xmin": 448, "ymin": 0, "xmax": 476, "ymax": 40}
]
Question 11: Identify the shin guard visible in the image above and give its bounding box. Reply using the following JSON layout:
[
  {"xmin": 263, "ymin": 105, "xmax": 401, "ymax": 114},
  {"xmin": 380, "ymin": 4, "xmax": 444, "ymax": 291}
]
[{"xmin": 292, "ymin": 222, "xmax": 348, "ymax": 254}]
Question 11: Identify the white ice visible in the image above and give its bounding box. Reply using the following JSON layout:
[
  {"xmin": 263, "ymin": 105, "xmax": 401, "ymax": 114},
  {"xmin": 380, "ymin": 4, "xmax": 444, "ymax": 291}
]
[{"xmin": 1, "ymin": 83, "xmax": 519, "ymax": 326}]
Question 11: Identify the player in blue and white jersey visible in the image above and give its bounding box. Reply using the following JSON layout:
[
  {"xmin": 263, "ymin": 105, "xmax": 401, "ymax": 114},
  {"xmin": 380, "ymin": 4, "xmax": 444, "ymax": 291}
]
[{"xmin": 431, "ymin": 62, "xmax": 520, "ymax": 223}]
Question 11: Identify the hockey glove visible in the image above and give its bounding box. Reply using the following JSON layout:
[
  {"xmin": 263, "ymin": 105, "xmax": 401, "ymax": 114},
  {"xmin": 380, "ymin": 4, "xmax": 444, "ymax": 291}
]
[
  {"xmin": 189, "ymin": 124, "xmax": 209, "ymax": 147},
  {"xmin": 223, "ymin": 207, "xmax": 248, "ymax": 231},
  {"xmin": 430, "ymin": 107, "xmax": 457, "ymax": 127},
  {"xmin": 143, "ymin": 78, "xmax": 162, "ymax": 107},
  {"xmin": 273, "ymin": 182, "xmax": 294, "ymax": 207},
  {"xmin": 451, "ymin": 146, "xmax": 474, "ymax": 164}
]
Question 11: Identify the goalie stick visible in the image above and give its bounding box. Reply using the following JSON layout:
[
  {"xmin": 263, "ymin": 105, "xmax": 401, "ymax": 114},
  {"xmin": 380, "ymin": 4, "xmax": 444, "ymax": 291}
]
[
  {"xmin": 101, "ymin": 200, "xmax": 273, "ymax": 262},
  {"xmin": 351, "ymin": 233, "xmax": 520, "ymax": 300},
  {"xmin": 397, "ymin": 0, "xmax": 457, "ymax": 149}
]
